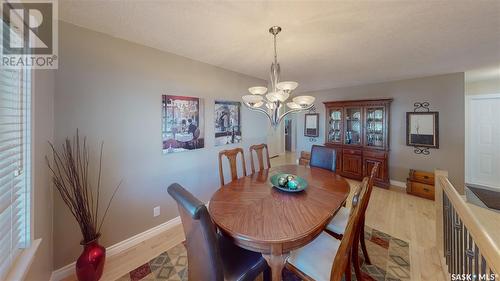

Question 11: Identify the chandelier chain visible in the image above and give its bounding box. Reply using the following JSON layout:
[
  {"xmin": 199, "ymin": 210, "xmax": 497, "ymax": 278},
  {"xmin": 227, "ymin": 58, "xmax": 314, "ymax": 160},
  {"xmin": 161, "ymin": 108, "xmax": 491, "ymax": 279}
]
[{"xmin": 273, "ymin": 33, "xmax": 278, "ymax": 65}]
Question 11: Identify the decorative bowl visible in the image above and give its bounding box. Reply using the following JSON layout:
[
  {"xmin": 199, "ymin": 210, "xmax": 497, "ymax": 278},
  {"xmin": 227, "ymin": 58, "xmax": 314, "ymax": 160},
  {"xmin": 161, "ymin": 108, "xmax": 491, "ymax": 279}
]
[{"xmin": 270, "ymin": 173, "xmax": 308, "ymax": 193}]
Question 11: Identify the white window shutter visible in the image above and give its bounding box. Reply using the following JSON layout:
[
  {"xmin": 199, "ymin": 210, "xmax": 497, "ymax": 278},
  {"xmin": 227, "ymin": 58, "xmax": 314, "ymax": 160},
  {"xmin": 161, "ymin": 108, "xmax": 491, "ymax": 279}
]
[{"xmin": 0, "ymin": 60, "xmax": 31, "ymax": 278}]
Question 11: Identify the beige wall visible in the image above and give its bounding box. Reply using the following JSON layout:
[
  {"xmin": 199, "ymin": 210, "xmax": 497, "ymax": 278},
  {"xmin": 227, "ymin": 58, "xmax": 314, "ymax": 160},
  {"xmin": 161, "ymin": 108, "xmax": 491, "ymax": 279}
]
[
  {"xmin": 295, "ymin": 73, "xmax": 465, "ymax": 191},
  {"xmin": 26, "ymin": 70, "xmax": 54, "ymax": 280},
  {"xmin": 465, "ymin": 78, "xmax": 500, "ymax": 95},
  {"xmin": 53, "ymin": 22, "xmax": 267, "ymax": 268}
]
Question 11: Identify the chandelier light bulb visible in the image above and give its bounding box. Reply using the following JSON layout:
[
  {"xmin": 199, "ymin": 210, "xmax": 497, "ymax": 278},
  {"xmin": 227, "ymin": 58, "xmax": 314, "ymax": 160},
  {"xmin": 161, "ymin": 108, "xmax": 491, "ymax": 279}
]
[
  {"xmin": 266, "ymin": 92, "xmax": 278, "ymax": 102},
  {"xmin": 286, "ymin": 102, "xmax": 301, "ymax": 109},
  {"xmin": 242, "ymin": 95, "xmax": 264, "ymax": 107},
  {"xmin": 277, "ymin": 81, "xmax": 299, "ymax": 92},
  {"xmin": 253, "ymin": 101, "xmax": 265, "ymax": 107},
  {"xmin": 248, "ymin": 86, "xmax": 268, "ymax": 95},
  {"xmin": 292, "ymin": 96, "xmax": 316, "ymax": 107},
  {"xmin": 276, "ymin": 91, "xmax": 290, "ymax": 102}
]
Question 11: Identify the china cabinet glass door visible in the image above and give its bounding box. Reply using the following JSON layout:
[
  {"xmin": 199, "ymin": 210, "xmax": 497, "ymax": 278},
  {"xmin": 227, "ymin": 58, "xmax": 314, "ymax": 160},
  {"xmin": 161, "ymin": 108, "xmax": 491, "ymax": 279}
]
[
  {"xmin": 365, "ymin": 107, "xmax": 385, "ymax": 148},
  {"xmin": 327, "ymin": 108, "xmax": 343, "ymax": 143},
  {"xmin": 344, "ymin": 107, "xmax": 362, "ymax": 145}
]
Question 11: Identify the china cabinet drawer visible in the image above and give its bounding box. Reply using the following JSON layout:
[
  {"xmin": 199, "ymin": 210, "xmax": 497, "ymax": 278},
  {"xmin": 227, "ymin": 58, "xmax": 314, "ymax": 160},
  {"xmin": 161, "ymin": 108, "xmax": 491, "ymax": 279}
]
[
  {"xmin": 363, "ymin": 150, "xmax": 386, "ymax": 159},
  {"xmin": 343, "ymin": 148, "xmax": 362, "ymax": 156}
]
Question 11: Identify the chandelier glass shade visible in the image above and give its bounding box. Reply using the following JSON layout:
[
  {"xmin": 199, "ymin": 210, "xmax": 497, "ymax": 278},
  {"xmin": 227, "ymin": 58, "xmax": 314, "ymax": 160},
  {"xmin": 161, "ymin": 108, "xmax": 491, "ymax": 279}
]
[{"xmin": 242, "ymin": 26, "xmax": 315, "ymax": 128}]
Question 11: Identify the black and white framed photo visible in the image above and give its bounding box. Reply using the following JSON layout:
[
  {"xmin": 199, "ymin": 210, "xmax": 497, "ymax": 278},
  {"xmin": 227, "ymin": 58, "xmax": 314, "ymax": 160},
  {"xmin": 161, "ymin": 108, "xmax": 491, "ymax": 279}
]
[
  {"xmin": 214, "ymin": 101, "xmax": 241, "ymax": 146},
  {"xmin": 304, "ymin": 113, "xmax": 319, "ymax": 137},
  {"xmin": 406, "ymin": 112, "xmax": 439, "ymax": 148}
]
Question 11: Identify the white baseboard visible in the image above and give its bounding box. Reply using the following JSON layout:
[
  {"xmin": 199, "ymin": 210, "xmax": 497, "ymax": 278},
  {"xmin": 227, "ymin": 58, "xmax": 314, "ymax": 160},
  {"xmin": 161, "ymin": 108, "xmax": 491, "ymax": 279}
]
[
  {"xmin": 50, "ymin": 216, "xmax": 181, "ymax": 281},
  {"xmin": 50, "ymin": 260, "xmax": 74, "ymax": 281},
  {"xmin": 390, "ymin": 179, "xmax": 407, "ymax": 189}
]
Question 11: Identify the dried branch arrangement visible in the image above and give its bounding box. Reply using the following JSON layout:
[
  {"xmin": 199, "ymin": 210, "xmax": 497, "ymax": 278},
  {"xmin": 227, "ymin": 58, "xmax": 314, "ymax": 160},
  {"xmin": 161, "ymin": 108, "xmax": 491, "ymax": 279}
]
[{"xmin": 46, "ymin": 131, "xmax": 120, "ymax": 243}]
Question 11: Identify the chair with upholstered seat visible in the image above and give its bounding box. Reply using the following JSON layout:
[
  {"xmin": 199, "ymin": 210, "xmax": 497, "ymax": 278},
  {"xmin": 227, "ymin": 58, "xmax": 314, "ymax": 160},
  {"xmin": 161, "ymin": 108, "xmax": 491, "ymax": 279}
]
[
  {"xmin": 325, "ymin": 163, "xmax": 379, "ymax": 280},
  {"xmin": 218, "ymin": 148, "xmax": 247, "ymax": 186},
  {"xmin": 167, "ymin": 183, "xmax": 271, "ymax": 281},
  {"xmin": 249, "ymin": 144, "xmax": 271, "ymax": 174},
  {"xmin": 310, "ymin": 145, "xmax": 336, "ymax": 171},
  {"xmin": 285, "ymin": 178, "xmax": 368, "ymax": 281}
]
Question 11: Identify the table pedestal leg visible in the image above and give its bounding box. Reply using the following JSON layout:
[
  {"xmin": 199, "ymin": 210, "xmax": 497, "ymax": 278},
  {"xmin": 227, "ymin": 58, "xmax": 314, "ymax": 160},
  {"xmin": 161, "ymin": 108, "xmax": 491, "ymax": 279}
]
[{"xmin": 263, "ymin": 246, "xmax": 288, "ymax": 281}]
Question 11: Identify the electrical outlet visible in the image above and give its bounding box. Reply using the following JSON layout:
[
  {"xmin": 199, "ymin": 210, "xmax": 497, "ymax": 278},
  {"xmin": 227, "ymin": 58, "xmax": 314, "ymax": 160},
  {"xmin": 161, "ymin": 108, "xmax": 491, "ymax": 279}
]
[{"xmin": 153, "ymin": 206, "xmax": 160, "ymax": 217}]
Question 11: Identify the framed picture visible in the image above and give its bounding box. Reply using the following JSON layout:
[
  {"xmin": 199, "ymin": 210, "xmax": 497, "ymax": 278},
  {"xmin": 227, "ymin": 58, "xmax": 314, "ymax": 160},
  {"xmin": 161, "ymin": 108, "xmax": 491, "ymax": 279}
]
[
  {"xmin": 304, "ymin": 113, "xmax": 319, "ymax": 137},
  {"xmin": 162, "ymin": 95, "xmax": 205, "ymax": 154},
  {"xmin": 214, "ymin": 101, "xmax": 241, "ymax": 146},
  {"xmin": 406, "ymin": 112, "xmax": 439, "ymax": 148}
]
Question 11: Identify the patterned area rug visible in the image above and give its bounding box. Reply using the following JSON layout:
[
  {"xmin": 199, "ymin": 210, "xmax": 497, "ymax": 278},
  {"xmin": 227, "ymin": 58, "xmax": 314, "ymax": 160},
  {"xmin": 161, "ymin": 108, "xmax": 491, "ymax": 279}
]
[{"xmin": 117, "ymin": 226, "xmax": 410, "ymax": 281}]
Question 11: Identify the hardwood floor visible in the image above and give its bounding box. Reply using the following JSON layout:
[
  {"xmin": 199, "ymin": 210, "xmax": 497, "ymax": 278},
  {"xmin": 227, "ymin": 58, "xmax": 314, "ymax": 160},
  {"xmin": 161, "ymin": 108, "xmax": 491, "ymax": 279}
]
[
  {"xmin": 275, "ymin": 152, "xmax": 447, "ymax": 281},
  {"xmin": 61, "ymin": 152, "xmax": 447, "ymax": 281},
  {"xmin": 270, "ymin": 152, "xmax": 298, "ymax": 166},
  {"xmin": 363, "ymin": 185, "xmax": 447, "ymax": 281},
  {"xmin": 60, "ymin": 222, "xmax": 184, "ymax": 281}
]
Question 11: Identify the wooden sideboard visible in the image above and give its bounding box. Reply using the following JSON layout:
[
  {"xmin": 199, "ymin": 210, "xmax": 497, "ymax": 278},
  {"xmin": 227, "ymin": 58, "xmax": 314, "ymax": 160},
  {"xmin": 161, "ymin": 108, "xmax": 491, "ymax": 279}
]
[
  {"xmin": 407, "ymin": 169, "xmax": 435, "ymax": 200},
  {"xmin": 324, "ymin": 98, "xmax": 392, "ymax": 188}
]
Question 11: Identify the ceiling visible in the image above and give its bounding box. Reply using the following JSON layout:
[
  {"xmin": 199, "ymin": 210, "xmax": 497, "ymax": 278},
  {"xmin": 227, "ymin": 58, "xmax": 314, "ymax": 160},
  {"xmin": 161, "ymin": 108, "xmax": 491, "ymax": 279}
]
[{"xmin": 59, "ymin": 1, "xmax": 500, "ymax": 92}]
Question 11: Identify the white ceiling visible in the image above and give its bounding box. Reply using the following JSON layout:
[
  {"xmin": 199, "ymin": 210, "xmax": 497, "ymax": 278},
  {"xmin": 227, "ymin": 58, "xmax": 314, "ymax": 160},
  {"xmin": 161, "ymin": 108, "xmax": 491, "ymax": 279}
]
[{"xmin": 59, "ymin": 0, "xmax": 500, "ymax": 92}]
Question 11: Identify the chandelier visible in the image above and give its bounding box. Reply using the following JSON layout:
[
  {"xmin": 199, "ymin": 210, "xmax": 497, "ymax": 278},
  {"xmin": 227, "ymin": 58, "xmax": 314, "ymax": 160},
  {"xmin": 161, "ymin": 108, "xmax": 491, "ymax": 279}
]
[{"xmin": 242, "ymin": 26, "xmax": 315, "ymax": 128}]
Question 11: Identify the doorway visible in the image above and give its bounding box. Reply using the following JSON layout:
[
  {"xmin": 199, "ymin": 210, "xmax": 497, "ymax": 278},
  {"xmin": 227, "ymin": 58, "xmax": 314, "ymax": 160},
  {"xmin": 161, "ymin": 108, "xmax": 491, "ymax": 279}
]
[
  {"xmin": 285, "ymin": 119, "xmax": 292, "ymax": 152},
  {"xmin": 466, "ymin": 94, "xmax": 500, "ymax": 189}
]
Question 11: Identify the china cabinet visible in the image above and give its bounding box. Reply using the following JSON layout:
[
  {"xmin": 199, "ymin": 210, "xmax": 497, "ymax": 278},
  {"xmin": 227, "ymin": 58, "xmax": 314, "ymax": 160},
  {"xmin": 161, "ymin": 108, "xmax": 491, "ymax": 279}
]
[{"xmin": 324, "ymin": 98, "xmax": 392, "ymax": 188}]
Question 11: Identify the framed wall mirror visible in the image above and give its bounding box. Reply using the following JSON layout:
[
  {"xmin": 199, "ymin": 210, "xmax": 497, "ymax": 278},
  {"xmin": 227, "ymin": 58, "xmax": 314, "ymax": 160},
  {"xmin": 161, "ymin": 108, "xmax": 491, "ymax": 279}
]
[
  {"xmin": 304, "ymin": 113, "xmax": 319, "ymax": 137},
  {"xmin": 406, "ymin": 112, "xmax": 439, "ymax": 148}
]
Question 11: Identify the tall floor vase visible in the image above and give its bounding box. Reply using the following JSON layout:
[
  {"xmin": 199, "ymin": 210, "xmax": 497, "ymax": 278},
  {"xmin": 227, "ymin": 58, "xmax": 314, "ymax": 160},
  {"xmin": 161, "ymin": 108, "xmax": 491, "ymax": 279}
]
[{"xmin": 76, "ymin": 237, "xmax": 106, "ymax": 281}]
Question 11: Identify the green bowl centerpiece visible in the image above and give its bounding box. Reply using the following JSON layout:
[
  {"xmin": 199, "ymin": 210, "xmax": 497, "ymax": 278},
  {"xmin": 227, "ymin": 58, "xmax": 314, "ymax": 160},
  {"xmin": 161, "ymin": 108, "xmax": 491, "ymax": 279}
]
[{"xmin": 270, "ymin": 173, "xmax": 308, "ymax": 192}]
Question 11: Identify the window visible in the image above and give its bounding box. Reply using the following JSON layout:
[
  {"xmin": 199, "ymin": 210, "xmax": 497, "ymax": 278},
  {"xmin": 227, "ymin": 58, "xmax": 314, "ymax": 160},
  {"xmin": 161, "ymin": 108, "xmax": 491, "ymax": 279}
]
[{"xmin": 0, "ymin": 58, "xmax": 32, "ymax": 278}]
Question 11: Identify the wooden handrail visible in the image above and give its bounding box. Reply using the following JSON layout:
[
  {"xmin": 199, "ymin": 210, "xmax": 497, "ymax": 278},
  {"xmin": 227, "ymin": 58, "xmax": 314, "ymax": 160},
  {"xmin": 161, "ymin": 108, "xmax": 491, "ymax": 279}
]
[{"xmin": 439, "ymin": 176, "xmax": 500, "ymax": 274}]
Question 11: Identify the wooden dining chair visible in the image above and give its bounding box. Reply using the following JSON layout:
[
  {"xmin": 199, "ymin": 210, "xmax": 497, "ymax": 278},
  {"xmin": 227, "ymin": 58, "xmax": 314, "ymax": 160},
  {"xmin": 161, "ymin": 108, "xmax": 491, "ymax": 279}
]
[
  {"xmin": 325, "ymin": 163, "xmax": 379, "ymax": 280},
  {"xmin": 167, "ymin": 183, "xmax": 271, "ymax": 281},
  {"xmin": 218, "ymin": 148, "xmax": 247, "ymax": 186},
  {"xmin": 352, "ymin": 164, "xmax": 379, "ymax": 279},
  {"xmin": 285, "ymin": 178, "xmax": 368, "ymax": 281},
  {"xmin": 249, "ymin": 144, "xmax": 271, "ymax": 174}
]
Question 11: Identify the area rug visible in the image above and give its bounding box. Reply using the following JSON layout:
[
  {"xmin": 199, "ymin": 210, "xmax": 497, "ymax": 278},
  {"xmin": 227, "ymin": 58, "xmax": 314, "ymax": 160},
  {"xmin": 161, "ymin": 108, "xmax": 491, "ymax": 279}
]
[{"xmin": 117, "ymin": 226, "xmax": 410, "ymax": 281}]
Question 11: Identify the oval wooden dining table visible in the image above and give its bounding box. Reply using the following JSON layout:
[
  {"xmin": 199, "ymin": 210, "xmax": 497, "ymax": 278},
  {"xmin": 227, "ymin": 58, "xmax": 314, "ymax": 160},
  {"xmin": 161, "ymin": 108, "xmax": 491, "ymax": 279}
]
[{"xmin": 209, "ymin": 164, "xmax": 350, "ymax": 281}]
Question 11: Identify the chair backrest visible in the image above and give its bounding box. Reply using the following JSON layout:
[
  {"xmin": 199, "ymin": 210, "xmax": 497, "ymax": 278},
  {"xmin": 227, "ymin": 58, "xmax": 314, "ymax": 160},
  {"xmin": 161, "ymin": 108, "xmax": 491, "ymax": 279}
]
[
  {"xmin": 249, "ymin": 144, "xmax": 271, "ymax": 174},
  {"xmin": 359, "ymin": 163, "xmax": 379, "ymax": 217},
  {"xmin": 329, "ymin": 164, "xmax": 379, "ymax": 281},
  {"xmin": 310, "ymin": 145, "xmax": 336, "ymax": 171},
  {"xmin": 218, "ymin": 148, "xmax": 247, "ymax": 186},
  {"xmin": 167, "ymin": 183, "xmax": 224, "ymax": 281},
  {"xmin": 329, "ymin": 178, "xmax": 369, "ymax": 281}
]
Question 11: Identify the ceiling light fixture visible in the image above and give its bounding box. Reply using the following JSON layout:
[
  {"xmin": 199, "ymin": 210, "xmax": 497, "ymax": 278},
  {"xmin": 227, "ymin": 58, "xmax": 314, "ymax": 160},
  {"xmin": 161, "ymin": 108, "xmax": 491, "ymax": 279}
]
[{"xmin": 242, "ymin": 26, "xmax": 315, "ymax": 128}]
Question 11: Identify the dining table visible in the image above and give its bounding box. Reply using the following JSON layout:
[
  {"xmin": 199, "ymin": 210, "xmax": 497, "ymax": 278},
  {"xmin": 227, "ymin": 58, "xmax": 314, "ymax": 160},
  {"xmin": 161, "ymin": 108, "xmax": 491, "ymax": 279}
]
[{"xmin": 209, "ymin": 164, "xmax": 350, "ymax": 281}]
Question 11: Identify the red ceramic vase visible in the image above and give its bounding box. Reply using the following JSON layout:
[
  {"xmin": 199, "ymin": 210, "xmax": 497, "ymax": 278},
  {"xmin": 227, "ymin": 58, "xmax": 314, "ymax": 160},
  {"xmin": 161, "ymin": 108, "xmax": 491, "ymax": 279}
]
[{"xmin": 76, "ymin": 237, "xmax": 106, "ymax": 281}]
